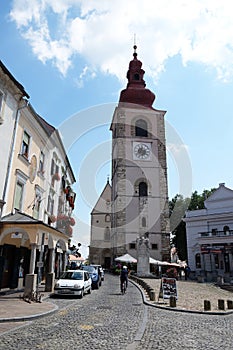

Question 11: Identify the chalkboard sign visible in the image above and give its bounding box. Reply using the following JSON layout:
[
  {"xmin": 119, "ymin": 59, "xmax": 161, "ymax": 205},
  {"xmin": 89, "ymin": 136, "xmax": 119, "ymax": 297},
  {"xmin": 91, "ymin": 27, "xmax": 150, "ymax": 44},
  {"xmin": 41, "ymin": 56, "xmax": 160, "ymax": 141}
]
[{"xmin": 159, "ymin": 277, "xmax": 178, "ymax": 300}]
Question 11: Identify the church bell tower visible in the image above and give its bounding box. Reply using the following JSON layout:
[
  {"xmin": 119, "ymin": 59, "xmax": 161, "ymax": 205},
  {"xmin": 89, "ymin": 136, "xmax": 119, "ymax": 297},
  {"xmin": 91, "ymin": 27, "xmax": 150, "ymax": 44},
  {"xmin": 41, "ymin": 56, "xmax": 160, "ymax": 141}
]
[{"xmin": 110, "ymin": 46, "xmax": 170, "ymax": 261}]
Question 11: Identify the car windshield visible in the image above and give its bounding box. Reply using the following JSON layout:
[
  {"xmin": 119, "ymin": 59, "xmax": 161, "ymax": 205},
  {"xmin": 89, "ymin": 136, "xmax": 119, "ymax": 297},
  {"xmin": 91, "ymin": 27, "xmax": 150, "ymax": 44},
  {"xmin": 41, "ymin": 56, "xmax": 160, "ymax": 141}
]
[
  {"xmin": 60, "ymin": 271, "xmax": 83, "ymax": 280},
  {"xmin": 82, "ymin": 266, "xmax": 96, "ymax": 273}
]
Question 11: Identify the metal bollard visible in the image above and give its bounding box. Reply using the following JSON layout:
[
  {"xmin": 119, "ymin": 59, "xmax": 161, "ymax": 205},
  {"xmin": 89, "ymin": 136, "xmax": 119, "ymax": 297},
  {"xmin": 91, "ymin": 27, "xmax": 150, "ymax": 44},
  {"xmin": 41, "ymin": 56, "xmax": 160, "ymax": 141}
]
[
  {"xmin": 170, "ymin": 296, "xmax": 176, "ymax": 307},
  {"xmin": 204, "ymin": 300, "xmax": 211, "ymax": 311},
  {"xmin": 150, "ymin": 289, "xmax": 156, "ymax": 301},
  {"xmin": 218, "ymin": 299, "xmax": 225, "ymax": 310},
  {"xmin": 227, "ymin": 300, "xmax": 233, "ymax": 309}
]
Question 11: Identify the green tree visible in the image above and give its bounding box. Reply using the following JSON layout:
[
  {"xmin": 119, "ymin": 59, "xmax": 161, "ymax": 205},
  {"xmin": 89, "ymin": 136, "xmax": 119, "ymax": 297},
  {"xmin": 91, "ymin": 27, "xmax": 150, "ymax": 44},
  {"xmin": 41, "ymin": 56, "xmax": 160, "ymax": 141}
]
[{"xmin": 169, "ymin": 188, "xmax": 216, "ymax": 261}]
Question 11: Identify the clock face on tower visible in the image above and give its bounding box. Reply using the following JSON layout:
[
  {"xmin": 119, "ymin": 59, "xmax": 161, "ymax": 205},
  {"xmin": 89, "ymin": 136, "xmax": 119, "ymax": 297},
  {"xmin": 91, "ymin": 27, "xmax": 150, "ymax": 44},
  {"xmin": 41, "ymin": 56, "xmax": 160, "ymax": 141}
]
[{"xmin": 133, "ymin": 142, "xmax": 151, "ymax": 160}]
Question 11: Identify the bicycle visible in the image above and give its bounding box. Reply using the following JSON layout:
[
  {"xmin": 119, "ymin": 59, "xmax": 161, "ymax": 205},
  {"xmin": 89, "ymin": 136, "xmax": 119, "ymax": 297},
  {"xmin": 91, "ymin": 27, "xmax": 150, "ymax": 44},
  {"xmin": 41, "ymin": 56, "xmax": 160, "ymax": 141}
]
[{"xmin": 121, "ymin": 280, "xmax": 127, "ymax": 294}]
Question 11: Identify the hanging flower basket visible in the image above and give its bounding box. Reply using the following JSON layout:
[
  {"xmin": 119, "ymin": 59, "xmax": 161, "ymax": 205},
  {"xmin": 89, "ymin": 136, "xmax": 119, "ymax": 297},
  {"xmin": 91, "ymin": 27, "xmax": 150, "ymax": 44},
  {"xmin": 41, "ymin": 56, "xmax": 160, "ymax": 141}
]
[
  {"xmin": 69, "ymin": 217, "xmax": 75, "ymax": 226},
  {"xmin": 49, "ymin": 215, "xmax": 56, "ymax": 223}
]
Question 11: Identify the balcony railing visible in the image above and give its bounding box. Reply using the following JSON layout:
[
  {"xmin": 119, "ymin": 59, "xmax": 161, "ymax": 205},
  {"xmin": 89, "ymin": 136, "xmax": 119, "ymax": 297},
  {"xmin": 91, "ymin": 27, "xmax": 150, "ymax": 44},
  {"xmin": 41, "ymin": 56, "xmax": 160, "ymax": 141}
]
[{"xmin": 199, "ymin": 230, "xmax": 233, "ymax": 238}]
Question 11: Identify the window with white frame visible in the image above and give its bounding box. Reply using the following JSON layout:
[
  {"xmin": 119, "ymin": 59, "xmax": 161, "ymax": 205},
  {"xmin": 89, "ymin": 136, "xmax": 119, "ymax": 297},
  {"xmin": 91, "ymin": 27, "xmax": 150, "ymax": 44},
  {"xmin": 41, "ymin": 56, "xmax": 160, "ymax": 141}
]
[
  {"xmin": 14, "ymin": 181, "xmax": 24, "ymax": 210},
  {"xmin": 21, "ymin": 130, "xmax": 30, "ymax": 158},
  {"xmin": 33, "ymin": 186, "xmax": 43, "ymax": 219},
  {"xmin": 47, "ymin": 192, "xmax": 54, "ymax": 215},
  {"xmin": 39, "ymin": 151, "xmax": 45, "ymax": 174},
  {"xmin": 13, "ymin": 170, "xmax": 28, "ymax": 211}
]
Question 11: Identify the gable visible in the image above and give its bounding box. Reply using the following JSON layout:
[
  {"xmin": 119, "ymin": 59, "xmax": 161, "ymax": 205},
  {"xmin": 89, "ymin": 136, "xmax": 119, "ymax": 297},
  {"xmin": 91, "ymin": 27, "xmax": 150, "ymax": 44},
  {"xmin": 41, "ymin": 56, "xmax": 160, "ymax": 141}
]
[
  {"xmin": 91, "ymin": 182, "xmax": 111, "ymax": 214},
  {"xmin": 204, "ymin": 183, "xmax": 233, "ymax": 210}
]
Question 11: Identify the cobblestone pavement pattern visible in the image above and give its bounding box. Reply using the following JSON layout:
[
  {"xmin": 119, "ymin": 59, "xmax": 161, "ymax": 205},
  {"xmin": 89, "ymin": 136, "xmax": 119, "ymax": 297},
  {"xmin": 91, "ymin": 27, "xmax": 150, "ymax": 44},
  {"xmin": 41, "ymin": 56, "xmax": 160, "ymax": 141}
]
[{"xmin": 0, "ymin": 274, "xmax": 233, "ymax": 350}]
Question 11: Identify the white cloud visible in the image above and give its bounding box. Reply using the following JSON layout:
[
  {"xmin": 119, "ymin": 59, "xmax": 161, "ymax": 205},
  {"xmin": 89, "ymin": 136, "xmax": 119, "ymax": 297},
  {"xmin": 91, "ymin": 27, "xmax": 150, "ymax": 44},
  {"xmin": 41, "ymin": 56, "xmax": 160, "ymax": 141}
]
[{"xmin": 9, "ymin": 0, "xmax": 233, "ymax": 82}]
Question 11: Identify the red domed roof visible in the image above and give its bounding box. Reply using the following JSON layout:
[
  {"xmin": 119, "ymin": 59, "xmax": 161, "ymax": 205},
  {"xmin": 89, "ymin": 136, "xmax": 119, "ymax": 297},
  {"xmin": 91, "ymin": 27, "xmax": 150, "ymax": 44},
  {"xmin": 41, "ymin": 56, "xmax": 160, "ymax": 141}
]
[{"xmin": 119, "ymin": 45, "xmax": 155, "ymax": 108}]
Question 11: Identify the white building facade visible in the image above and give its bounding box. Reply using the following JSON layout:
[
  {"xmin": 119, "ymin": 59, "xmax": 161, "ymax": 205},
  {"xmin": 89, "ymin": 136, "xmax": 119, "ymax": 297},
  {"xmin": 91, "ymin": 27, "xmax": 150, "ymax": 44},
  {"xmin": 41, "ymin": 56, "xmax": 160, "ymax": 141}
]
[
  {"xmin": 0, "ymin": 60, "xmax": 29, "ymax": 217},
  {"xmin": 0, "ymin": 60, "xmax": 76, "ymax": 293},
  {"xmin": 184, "ymin": 183, "xmax": 233, "ymax": 282}
]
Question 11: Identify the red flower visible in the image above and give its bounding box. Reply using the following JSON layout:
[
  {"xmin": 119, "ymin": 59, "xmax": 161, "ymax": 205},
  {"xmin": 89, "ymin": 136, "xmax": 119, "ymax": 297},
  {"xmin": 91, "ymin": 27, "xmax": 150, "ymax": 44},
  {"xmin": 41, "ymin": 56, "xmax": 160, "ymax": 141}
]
[
  {"xmin": 69, "ymin": 217, "xmax": 75, "ymax": 226},
  {"xmin": 49, "ymin": 215, "xmax": 56, "ymax": 223}
]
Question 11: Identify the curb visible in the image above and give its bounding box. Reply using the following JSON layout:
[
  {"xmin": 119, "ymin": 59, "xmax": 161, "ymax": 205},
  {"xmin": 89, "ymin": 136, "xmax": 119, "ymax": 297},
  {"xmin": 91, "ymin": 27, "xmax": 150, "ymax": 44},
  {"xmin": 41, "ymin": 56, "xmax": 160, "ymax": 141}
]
[
  {"xmin": 0, "ymin": 294, "xmax": 59, "ymax": 323},
  {"xmin": 129, "ymin": 279, "xmax": 233, "ymax": 316}
]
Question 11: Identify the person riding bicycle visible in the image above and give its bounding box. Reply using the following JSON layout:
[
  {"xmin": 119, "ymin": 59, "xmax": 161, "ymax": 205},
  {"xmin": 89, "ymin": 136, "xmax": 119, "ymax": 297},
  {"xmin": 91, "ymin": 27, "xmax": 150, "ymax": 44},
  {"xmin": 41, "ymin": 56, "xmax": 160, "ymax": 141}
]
[{"xmin": 120, "ymin": 265, "xmax": 128, "ymax": 293}]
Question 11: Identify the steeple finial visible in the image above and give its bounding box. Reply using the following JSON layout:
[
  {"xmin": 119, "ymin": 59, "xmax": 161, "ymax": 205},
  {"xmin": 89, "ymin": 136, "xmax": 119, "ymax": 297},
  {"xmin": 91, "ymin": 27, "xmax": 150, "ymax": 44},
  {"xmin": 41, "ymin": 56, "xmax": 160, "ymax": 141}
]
[{"xmin": 133, "ymin": 34, "xmax": 137, "ymax": 59}]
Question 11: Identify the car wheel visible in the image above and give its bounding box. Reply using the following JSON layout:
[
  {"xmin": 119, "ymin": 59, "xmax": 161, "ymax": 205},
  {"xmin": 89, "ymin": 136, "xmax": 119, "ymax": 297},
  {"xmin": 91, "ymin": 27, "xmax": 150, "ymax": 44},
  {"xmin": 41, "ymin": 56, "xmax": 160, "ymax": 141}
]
[
  {"xmin": 96, "ymin": 282, "xmax": 99, "ymax": 289},
  {"xmin": 99, "ymin": 280, "xmax": 102, "ymax": 287},
  {"xmin": 88, "ymin": 287, "xmax": 91, "ymax": 294},
  {"xmin": 79, "ymin": 288, "xmax": 84, "ymax": 299}
]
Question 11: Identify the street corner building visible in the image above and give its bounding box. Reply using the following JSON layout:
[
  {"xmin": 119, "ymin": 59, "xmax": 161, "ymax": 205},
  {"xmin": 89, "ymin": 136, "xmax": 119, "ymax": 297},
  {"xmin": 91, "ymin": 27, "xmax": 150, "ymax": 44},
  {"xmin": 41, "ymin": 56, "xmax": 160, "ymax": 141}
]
[
  {"xmin": 184, "ymin": 183, "xmax": 233, "ymax": 283},
  {"xmin": 0, "ymin": 60, "xmax": 77, "ymax": 293}
]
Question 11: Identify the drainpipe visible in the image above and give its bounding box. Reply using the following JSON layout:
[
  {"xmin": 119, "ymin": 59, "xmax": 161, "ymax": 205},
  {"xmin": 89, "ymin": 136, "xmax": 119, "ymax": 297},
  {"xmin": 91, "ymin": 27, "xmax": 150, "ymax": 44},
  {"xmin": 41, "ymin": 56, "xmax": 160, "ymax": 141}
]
[{"xmin": 0, "ymin": 98, "xmax": 29, "ymax": 218}]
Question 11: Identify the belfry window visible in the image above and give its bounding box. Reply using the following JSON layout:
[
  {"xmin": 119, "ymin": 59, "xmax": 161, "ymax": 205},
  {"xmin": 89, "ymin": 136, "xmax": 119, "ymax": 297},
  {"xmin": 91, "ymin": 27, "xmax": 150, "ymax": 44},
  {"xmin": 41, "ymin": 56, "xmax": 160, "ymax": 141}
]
[
  {"xmin": 134, "ymin": 73, "xmax": 140, "ymax": 80},
  {"xmin": 135, "ymin": 119, "xmax": 148, "ymax": 137},
  {"xmin": 142, "ymin": 217, "xmax": 146, "ymax": 227},
  {"xmin": 139, "ymin": 182, "xmax": 148, "ymax": 197}
]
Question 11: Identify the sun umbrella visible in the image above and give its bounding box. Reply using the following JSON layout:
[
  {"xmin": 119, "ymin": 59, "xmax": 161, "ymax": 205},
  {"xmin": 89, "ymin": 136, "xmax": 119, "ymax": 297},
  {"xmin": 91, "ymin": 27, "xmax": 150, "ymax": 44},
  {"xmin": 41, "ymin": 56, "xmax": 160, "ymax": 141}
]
[{"xmin": 115, "ymin": 253, "xmax": 137, "ymax": 263}]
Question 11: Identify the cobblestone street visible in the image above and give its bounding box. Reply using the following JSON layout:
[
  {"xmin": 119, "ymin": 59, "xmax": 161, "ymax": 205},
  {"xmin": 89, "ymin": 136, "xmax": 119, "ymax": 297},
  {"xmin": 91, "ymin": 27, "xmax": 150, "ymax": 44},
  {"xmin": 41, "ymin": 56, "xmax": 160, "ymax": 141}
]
[{"xmin": 0, "ymin": 274, "xmax": 233, "ymax": 350}]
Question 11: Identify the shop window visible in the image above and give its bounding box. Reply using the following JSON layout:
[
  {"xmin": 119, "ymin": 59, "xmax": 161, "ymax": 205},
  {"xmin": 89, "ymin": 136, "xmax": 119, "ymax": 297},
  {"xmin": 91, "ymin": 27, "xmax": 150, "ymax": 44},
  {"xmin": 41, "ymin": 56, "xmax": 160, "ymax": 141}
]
[
  {"xmin": 21, "ymin": 130, "xmax": 30, "ymax": 158},
  {"xmin": 139, "ymin": 182, "xmax": 148, "ymax": 197},
  {"xmin": 135, "ymin": 119, "xmax": 148, "ymax": 137},
  {"xmin": 195, "ymin": 253, "xmax": 201, "ymax": 268},
  {"xmin": 214, "ymin": 254, "xmax": 219, "ymax": 269}
]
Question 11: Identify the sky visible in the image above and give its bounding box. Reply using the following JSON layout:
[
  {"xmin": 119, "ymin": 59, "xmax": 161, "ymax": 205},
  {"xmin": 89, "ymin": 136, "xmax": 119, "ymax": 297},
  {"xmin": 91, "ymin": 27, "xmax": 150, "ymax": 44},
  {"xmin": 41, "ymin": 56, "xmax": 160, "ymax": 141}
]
[{"xmin": 1, "ymin": 0, "xmax": 233, "ymax": 258}]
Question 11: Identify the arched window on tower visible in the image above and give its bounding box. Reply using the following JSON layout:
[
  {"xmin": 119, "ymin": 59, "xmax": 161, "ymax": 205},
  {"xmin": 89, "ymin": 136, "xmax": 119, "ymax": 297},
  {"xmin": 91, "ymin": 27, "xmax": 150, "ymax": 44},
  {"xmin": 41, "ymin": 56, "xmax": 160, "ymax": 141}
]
[
  {"xmin": 105, "ymin": 214, "xmax": 111, "ymax": 222},
  {"xmin": 134, "ymin": 73, "xmax": 140, "ymax": 80},
  {"xmin": 135, "ymin": 119, "xmax": 148, "ymax": 137},
  {"xmin": 142, "ymin": 217, "xmax": 146, "ymax": 227},
  {"xmin": 139, "ymin": 182, "xmax": 148, "ymax": 197}
]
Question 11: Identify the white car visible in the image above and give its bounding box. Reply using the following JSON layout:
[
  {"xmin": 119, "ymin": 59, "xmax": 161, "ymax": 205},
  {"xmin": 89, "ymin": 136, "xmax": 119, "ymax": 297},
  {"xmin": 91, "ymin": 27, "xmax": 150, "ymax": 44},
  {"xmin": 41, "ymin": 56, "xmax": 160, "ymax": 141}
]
[{"xmin": 54, "ymin": 270, "xmax": 92, "ymax": 298}]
